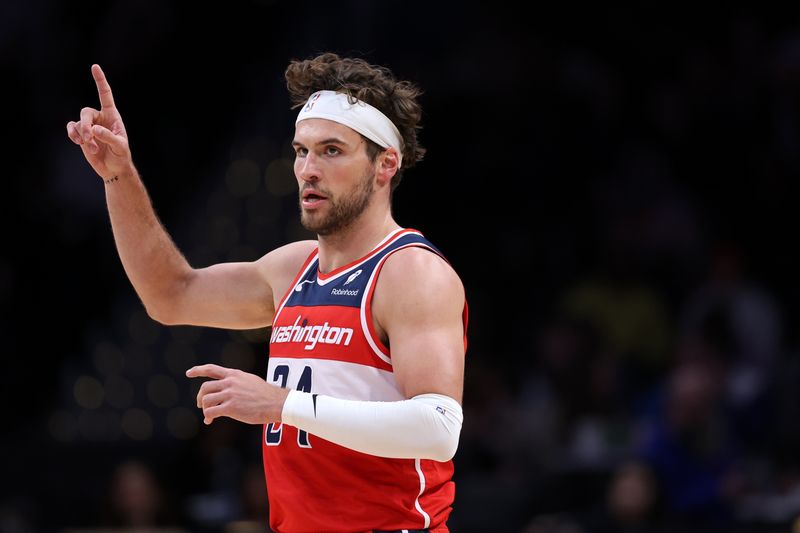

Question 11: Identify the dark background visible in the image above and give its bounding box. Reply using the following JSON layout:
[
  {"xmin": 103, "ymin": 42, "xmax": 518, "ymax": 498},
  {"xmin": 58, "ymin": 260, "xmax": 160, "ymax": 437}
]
[{"xmin": 2, "ymin": 2, "xmax": 800, "ymax": 532}]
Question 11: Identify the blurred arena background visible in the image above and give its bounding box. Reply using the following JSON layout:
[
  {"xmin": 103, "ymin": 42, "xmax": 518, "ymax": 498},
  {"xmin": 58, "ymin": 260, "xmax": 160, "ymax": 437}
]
[{"xmin": 2, "ymin": 2, "xmax": 800, "ymax": 532}]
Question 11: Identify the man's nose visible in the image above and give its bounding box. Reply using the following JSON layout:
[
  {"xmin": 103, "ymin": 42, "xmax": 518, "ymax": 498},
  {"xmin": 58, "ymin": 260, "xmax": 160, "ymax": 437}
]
[{"xmin": 297, "ymin": 152, "xmax": 320, "ymax": 182}]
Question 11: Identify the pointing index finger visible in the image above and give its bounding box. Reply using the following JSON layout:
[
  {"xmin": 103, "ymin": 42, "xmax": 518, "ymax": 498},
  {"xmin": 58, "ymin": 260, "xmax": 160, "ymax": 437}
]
[
  {"xmin": 91, "ymin": 64, "xmax": 115, "ymax": 109},
  {"xmin": 186, "ymin": 364, "xmax": 232, "ymax": 380}
]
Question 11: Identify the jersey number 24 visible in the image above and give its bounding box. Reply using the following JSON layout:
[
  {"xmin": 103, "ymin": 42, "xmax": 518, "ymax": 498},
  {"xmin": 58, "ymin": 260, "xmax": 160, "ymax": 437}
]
[{"xmin": 265, "ymin": 364, "xmax": 312, "ymax": 448}]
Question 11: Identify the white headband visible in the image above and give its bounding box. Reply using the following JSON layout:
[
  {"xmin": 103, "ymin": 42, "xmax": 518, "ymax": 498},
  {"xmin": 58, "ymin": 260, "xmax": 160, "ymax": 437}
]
[{"xmin": 296, "ymin": 90, "xmax": 404, "ymax": 167}]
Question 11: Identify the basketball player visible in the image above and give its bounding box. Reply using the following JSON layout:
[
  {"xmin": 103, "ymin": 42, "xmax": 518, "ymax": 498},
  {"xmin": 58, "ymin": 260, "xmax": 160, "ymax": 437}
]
[{"xmin": 66, "ymin": 53, "xmax": 467, "ymax": 533}]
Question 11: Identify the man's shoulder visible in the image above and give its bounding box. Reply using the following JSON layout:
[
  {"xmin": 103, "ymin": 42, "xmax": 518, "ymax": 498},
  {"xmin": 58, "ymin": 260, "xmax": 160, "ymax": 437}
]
[
  {"xmin": 258, "ymin": 240, "xmax": 318, "ymax": 269},
  {"xmin": 379, "ymin": 245, "xmax": 464, "ymax": 297},
  {"xmin": 280, "ymin": 239, "xmax": 319, "ymax": 260},
  {"xmin": 254, "ymin": 240, "xmax": 318, "ymax": 294},
  {"xmin": 373, "ymin": 242, "xmax": 466, "ymax": 336}
]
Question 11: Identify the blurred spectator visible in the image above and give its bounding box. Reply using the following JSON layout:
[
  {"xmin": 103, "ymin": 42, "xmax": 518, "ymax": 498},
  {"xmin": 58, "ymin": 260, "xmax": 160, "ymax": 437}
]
[
  {"xmin": 732, "ymin": 352, "xmax": 800, "ymax": 527},
  {"xmin": 183, "ymin": 420, "xmax": 257, "ymax": 531},
  {"xmin": 594, "ymin": 142, "xmax": 708, "ymax": 299},
  {"xmin": 604, "ymin": 460, "xmax": 661, "ymax": 530},
  {"xmin": 528, "ymin": 316, "xmax": 631, "ymax": 470},
  {"xmin": 99, "ymin": 459, "xmax": 180, "ymax": 529},
  {"xmin": 557, "ymin": 237, "xmax": 672, "ymax": 401},
  {"xmin": 584, "ymin": 459, "xmax": 665, "ymax": 533},
  {"xmin": 451, "ymin": 358, "xmax": 537, "ymax": 532},
  {"xmin": 635, "ymin": 358, "xmax": 746, "ymax": 528},
  {"xmin": 678, "ymin": 240, "xmax": 783, "ymax": 451},
  {"xmin": 521, "ymin": 513, "xmax": 584, "ymax": 533}
]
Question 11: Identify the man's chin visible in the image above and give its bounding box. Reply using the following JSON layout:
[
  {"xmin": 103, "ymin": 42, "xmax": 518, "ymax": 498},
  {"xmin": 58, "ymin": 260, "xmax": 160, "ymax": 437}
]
[{"xmin": 300, "ymin": 214, "xmax": 328, "ymax": 235}]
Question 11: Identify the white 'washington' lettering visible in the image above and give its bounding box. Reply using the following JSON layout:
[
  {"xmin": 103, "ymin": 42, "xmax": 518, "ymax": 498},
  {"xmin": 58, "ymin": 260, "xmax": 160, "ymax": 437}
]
[{"xmin": 270, "ymin": 316, "xmax": 353, "ymax": 350}]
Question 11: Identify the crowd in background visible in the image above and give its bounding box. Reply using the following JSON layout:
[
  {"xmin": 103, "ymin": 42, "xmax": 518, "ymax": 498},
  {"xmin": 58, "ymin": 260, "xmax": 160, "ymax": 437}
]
[{"xmin": 1, "ymin": 3, "xmax": 799, "ymax": 532}]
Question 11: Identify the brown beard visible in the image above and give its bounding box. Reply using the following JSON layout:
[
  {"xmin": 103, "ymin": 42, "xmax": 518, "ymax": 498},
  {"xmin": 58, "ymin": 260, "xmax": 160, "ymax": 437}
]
[{"xmin": 299, "ymin": 166, "xmax": 375, "ymax": 236}]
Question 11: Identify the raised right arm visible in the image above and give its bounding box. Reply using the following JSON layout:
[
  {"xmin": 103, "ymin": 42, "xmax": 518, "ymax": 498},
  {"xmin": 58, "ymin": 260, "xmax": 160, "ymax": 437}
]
[
  {"xmin": 66, "ymin": 65, "xmax": 313, "ymax": 329},
  {"xmin": 100, "ymin": 167, "xmax": 314, "ymax": 328}
]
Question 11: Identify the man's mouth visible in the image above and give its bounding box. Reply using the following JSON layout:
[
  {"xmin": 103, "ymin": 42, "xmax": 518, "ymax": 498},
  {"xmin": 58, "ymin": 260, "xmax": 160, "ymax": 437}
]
[{"xmin": 302, "ymin": 189, "xmax": 328, "ymax": 208}]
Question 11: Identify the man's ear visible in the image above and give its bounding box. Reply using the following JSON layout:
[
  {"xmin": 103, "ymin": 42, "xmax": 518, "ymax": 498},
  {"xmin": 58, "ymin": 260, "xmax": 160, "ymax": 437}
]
[{"xmin": 376, "ymin": 148, "xmax": 400, "ymax": 187}]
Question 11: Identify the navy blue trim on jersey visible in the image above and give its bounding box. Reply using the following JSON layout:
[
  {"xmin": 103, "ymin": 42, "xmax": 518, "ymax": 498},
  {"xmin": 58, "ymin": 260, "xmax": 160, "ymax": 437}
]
[{"xmin": 284, "ymin": 231, "xmax": 442, "ymax": 310}]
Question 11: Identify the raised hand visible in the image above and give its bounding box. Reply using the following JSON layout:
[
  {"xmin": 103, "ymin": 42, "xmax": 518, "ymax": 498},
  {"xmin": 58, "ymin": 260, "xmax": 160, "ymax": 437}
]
[{"xmin": 66, "ymin": 64, "xmax": 133, "ymax": 180}]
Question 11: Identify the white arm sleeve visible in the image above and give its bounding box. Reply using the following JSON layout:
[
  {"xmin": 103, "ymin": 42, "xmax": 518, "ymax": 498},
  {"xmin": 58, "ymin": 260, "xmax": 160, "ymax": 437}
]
[{"xmin": 281, "ymin": 391, "xmax": 463, "ymax": 462}]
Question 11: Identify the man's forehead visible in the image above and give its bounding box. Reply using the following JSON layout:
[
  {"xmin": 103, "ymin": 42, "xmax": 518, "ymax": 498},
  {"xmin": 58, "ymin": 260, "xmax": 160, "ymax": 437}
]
[{"xmin": 293, "ymin": 118, "xmax": 361, "ymax": 145}]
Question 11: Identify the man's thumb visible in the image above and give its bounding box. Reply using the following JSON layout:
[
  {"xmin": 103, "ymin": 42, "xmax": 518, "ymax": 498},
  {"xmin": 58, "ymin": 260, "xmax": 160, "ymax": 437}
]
[{"xmin": 91, "ymin": 124, "xmax": 127, "ymax": 155}]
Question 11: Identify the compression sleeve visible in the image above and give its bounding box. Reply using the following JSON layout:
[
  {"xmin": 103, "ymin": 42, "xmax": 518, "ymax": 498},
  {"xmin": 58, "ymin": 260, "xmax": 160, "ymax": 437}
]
[{"xmin": 281, "ymin": 391, "xmax": 463, "ymax": 462}]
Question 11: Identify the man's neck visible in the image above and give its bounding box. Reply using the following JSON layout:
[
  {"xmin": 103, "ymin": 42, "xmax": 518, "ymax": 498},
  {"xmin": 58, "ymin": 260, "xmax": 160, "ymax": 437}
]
[{"xmin": 316, "ymin": 212, "xmax": 400, "ymax": 273}]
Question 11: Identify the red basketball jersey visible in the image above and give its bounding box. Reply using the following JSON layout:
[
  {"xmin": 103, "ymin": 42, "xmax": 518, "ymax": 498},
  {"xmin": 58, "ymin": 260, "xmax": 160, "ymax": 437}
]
[{"xmin": 262, "ymin": 228, "xmax": 467, "ymax": 533}]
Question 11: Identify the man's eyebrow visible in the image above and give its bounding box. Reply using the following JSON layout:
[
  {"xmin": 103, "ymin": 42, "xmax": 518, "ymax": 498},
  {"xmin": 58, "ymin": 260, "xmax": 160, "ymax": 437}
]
[{"xmin": 292, "ymin": 137, "xmax": 350, "ymax": 148}]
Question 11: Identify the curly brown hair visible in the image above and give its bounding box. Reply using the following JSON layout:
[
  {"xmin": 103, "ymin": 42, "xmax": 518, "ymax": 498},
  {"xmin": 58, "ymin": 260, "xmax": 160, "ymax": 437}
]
[{"xmin": 285, "ymin": 52, "xmax": 425, "ymax": 191}]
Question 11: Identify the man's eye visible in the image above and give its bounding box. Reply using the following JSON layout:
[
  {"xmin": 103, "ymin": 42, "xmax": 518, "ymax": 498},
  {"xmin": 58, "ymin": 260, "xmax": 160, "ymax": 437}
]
[
  {"xmin": 295, "ymin": 148, "xmax": 307, "ymax": 157},
  {"xmin": 325, "ymin": 147, "xmax": 340, "ymax": 156}
]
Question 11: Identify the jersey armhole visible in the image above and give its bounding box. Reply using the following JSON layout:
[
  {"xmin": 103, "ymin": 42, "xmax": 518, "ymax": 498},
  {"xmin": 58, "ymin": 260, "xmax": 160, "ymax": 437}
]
[
  {"xmin": 362, "ymin": 252, "xmax": 393, "ymax": 362},
  {"xmin": 362, "ymin": 243, "xmax": 460, "ymax": 362}
]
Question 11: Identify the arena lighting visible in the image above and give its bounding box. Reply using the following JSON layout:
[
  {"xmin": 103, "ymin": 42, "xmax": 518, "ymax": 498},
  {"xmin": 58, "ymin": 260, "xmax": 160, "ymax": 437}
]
[
  {"xmin": 105, "ymin": 375, "xmax": 134, "ymax": 409},
  {"xmin": 121, "ymin": 408, "xmax": 153, "ymax": 441},
  {"xmin": 147, "ymin": 374, "xmax": 179, "ymax": 408},
  {"xmin": 169, "ymin": 324, "xmax": 203, "ymax": 344},
  {"xmin": 226, "ymin": 158, "xmax": 261, "ymax": 197},
  {"xmin": 206, "ymin": 215, "xmax": 239, "ymax": 253},
  {"xmin": 73, "ymin": 375, "xmax": 104, "ymax": 409},
  {"xmin": 93, "ymin": 341, "xmax": 125, "ymax": 375},
  {"xmin": 167, "ymin": 406, "xmax": 199, "ymax": 440},
  {"xmin": 165, "ymin": 340, "xmax": 197, "ymax": 377},
  {"xmin": 221, "ymin": 340, "xmax": 256, "ymax": 371},
  {"xmin": 77, "ymin": 408, "xmax": 121, "ymax": 442},
  {"xmin": 265, "ymin": 157, "xmax": 295, "ymax": 196},
  {"xmin": 49, "ymin": 409, "xmax": 77, "ymax": 442},
  {"xmin": 128, "ymin": 310, "xmax": 160, "ymax": 346}
]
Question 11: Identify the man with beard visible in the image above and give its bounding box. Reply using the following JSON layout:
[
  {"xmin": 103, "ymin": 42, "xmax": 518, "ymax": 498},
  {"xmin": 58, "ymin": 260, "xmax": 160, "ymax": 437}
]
[{"xmin": 67, "ymin": 53, "xmax": 467, "ymax": 533}]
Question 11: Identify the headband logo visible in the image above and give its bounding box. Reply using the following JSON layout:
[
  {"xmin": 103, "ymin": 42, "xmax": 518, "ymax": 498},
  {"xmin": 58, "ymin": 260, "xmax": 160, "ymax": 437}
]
[{"xmin": 303, "ymin": 92, "xmax": 323, "ymax": 113}]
